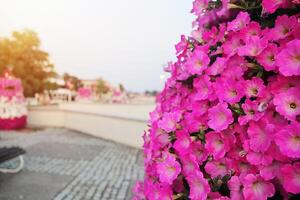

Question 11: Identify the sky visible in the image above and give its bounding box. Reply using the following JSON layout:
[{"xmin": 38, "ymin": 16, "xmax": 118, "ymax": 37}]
[{"xmin": 0, "ymin": 0, "xmax": 194, "ymax": 92}]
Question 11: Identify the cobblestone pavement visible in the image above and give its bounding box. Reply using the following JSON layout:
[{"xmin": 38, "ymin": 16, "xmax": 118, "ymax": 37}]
[{"xmin": 0, "ymin": 128, "xmax": 144, "ymax": 200}]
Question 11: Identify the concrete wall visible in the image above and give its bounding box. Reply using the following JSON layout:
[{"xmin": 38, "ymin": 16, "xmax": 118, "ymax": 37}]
[{"xmin": 28, "ymin": 103, "xmax": 154, "ymax": 148}]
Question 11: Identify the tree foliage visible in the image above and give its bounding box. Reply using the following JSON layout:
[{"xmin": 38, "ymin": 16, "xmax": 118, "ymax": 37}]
[
  {"xmin": 96, "ymin": 78, "xmax": 110, "ymax": 95},
  {"xmin": 62, "ymin": 73, "xmax": 83, "ymax": 91},
  {"xmin": 0, "ymin": 29, "xmax": 57, "ymax": 97}
]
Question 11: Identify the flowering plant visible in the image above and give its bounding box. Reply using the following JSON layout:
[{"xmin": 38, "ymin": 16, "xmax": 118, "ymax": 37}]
[
  {"xmin": 134, "ymin": 1, "xmax": 300, "ymax": 199},
  {"xmin": 0, "ymin": 77, "xmax": 27, "ymax": 129},
  {"xmin": 76, "ymin": 87, "xmax": 92, "ymax": 102}
]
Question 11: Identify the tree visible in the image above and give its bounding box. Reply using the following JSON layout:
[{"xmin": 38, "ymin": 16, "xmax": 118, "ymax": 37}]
[
  {"xmin": 0, "ymin": 29, "xmax": 57, "ymax": 97},
  {"xmin": 96, "ymin": 78, "xmax": 110, "ymax": 95},
  {"xmin": 62, "ymin": 73, "xmax": 83, "ymax": 91}
]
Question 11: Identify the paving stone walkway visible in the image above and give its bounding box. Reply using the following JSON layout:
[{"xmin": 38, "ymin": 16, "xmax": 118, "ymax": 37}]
[{"xmin": 0, "ymin": 128, "xmax": 144, "ymax": 200}]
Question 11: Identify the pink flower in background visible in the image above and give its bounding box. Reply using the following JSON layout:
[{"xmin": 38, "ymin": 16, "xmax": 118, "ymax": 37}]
[
  {"xmin": 247, "ymin": 120, "xmax": 274, "ymax": 152},
  {"xmin": 242, "ymin": 174, "xmax": 275, "ymax": 200},
  {"xmin": 227, "ymin": 12, "xmax": 250, "ymax": 32},
  {"xmin": 281, "ymin": 163, "xmax": 300, "ymax": 194},
  {"xmin": 257, "ymin": 43, "xmax": 278, "ymax": 71},
  {"xmin": 208, "ymin": 103, "xmax": 233, "ymax": 132},
  {"xmin": 186, "ymin": 171, "xmax": 210, "ymax": 200},
  {"xmin": 238, "ymin": 36, "xmax": 267, "ymax": 57},
  {"xmin": 228, "ymin": 176, "xmax": 243, "ymax": 200},
  {"xmin": 276, "ymin": 39, "xmax": 300, "ymax": 76},
  {"xmin": 271, "ymin": 15, "xmax": 297, "ymax": 40},
  {"xmin": 156, "ymin": 152, "xmax": 181, "ymax": 184},
  {"xmin": 173, "ymin": 130, "xmax": 192, "ymax": 155},
  {"xmin": 239, "ymin": 100, "xmax": 264, "ymax": 125},
  {"xmin": 205, "ymin": 131, "xmax": 230, "ymax": 159},
  {"xmin": 275, "ymin": 123, "xmax": 300, "ymax": 158},
  {"xmin": 273, "ymin": 87, "xmax": 300, "ymax": 121},
  {"xmin": 262, "ymin": 0, "xmax": 285, "ymax": 13},
  {"xmin": 244, "ymin": 77, "xmax": 265, "ymax": 98},
  {"xmin": 186, "ymin": 47, "xmax": 210, "ymax": 75},
  {"xmin": 158, "ymin": 111, "xmax": 181, "ymax": 132}
]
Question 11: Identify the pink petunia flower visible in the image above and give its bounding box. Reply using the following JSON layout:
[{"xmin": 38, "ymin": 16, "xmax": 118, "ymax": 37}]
[
  {"xmin": 214, "ymin": 78, "xmax": 243, "ymax": 104},
  {"xmin": 242, "ymin": 174, "xmax": 275, "ymax": 200},
  {"xmin": 246, "ymin": 150, "xmax": 274, "ymax": 166},
  {"xmin": 247, "ymin": 120, "xmax": 274, "ymax": 152},
  {"xmin": 205, "ymin": 131, "xmax": 230, "ymax": 160},
  {"xmin": 191, "ymin": 141, "xmax": 208, "ymax": 165},
  {"xmin": 227, "ymin": 12, "xmax": 250, "ymax": 32},
  {"xmin": 180, "ymin": 154, "xmax": 199, "ymax": 177},
  {"xmin": 206, "ymin": 57, "xmax": 227, "ymax": 76},
  {"xmin": 181, "ymin": 112, "xmax": 208, "ymax": 133},
  {"xmin": 271, "ymin": 15, "xmax": 297, "ymax": 40},
  {"xmin": 241, "ymin": 22, "xmax": 262, "ymax": 39},
  {"xmin": 175, "ymin": 35, "xmax": 188, "ymax": 55},
  {"xmin": 208, "ymin": 103, "xmax": 234, "ymax": 132},
  {"xmin": 156, "ymin": 152, "xmax": 181, "ymax": 184},
  {"xmin": 173, "ymin": 130, "xmax": 192, "ymax": 155},
  {"xmin": 146, "ymin": 181, "xmax": 173, "ymax": 200},
  {"xmin": 281, "ymin": 163, "xmax": 300, "ymax": 194},
  {"xmin": 259, "ymin": 161, "xmax": 282, "ymax": 181},
  {"xmin": 191, "ymin": 0, "xmax": 209, "ymax": 16},
  {"xmin": 193, "ymin": 75, "xmax": 213, "ymax": 100},
  {"xmin": 228, "ymin": 176, "xmax": 243, "ymax": 200},
  {"xmin": 273, "ymin": 87, "xmax": 300, "ymax": 121},
  {"xmin": 205, "ymin": 159, "xmax": 229, "ymax": 178},
  {"xmin": 132, "ymin": 182, "xmax": 145, "ymax": 200},
  {"xmin": 262, "ymin": 0, "xmax": 285, "ymax": 13},
  {"xmin": 186, "ymin": 170, "xmax": 211, "ymax": 200},
  {"xmin": 244, "ymin": 77, "xmax": 265, "ymax": 98},
  {"xmin": 186, "ymin": 47, "xmax": 210, "ymax": 75},
  {"xmin": 158, "ymin": 111, "xmax": 181, "ymax": 132},
  {"xmin": 238, "ymin": 36, "xmax": 268, "ymax": 57},
  {"xmin": 222, "ymin": 32, "xmax": 244, "ymax": 57},
  {"xmin": 276, "ymin": 39, "xmax": 300, "ymax": 76},
  {"xmin": 270, "ymin": 75, "xmax": 300, "ymax": 95},
  {"xmin": 256, "ymin": 43, "xmax": 278, "ymax": 71},
  {"xmin": 275, "ymin": 123, "xmax": 300, "ymax": 158},
  {"xmin": 239, "ymin": 100, "xmax": 264, "ymax": 125}
]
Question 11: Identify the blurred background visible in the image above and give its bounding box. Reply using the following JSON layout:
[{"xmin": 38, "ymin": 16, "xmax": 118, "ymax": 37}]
[
  {"xmin": 0, "ymin": 0, "xmax": 193, "ymax": 98},
  {"xmin": 0, "ymin": 1, "xmax": 195, "ymax": 199}
]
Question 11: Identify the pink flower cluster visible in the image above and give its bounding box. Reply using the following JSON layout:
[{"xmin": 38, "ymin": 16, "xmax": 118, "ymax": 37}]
[
  {"xmin": 134, "ymin": 1, "xmax": 300, "ymax": 200},
  {"xmin": 0, "ymin": 78, "xmax": 23, "ymax": 98},
  {"xmin": 76, "ymin": 87, "xmax": 92, "ymax": 100}
]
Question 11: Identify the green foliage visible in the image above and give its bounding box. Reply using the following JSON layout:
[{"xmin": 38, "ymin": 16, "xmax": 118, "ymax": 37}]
[
  {"xmin": 96, "ymin": 78, "xmax": 110, "ymax": 95},
  {"xmin": 62, "ymin": 73, "xmax": 83, "ymax": 91},
  {"xmin": 0, "ymin": 29, "xmax": 57, "ymax": 97}
]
